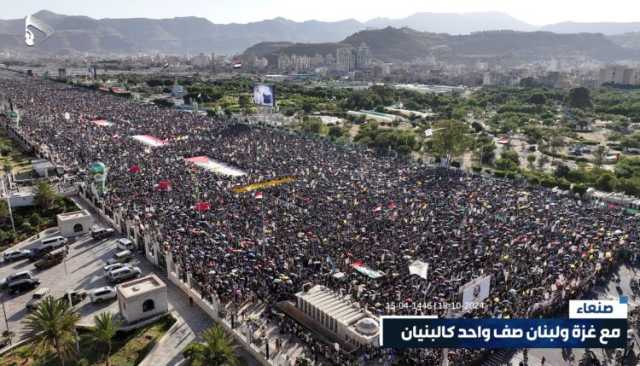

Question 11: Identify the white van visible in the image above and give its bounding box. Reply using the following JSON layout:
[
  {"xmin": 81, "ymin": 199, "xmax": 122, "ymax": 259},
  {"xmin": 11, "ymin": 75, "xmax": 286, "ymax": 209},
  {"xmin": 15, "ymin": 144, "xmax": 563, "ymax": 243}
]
[
  {"xmin": 116, "ymin": 238, "xmax": 135, "ymax": 251},
  {"xmin": 108, "ymin": 266, "xmax": 141, "ymax": 284},
  {"xmin": 40, "ymin": 236, "xmax": 68, "ymax": 251}
]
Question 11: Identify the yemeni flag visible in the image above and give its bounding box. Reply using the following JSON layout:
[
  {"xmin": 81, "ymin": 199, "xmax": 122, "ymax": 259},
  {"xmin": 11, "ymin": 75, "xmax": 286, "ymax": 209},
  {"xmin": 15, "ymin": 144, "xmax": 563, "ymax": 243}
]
[
  {"xmin": 158, "ymin": 180, "xmax": 171, "ymax": 192},
  {"xmin": 372, "ymin": 206, "xmax": 382, "ymax": 213},
  {"xmin": 254, "ymin": 191, "xmax": 263, "ymax": 200},
  {"xmin": 129, "ymin": 165, "xmax": 141, "ymax": 174},
  {"xmin": 195, "ymin": 201, "xmax": 211, "ymax": 212}
]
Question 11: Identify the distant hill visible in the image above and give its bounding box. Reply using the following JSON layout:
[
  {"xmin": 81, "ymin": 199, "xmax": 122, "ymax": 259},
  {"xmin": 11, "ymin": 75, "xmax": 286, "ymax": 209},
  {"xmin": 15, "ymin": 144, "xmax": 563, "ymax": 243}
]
[
  {"xmin": 245, "ymin": 27, "xmax": 639, "ymax": 65},
  {"xmin": 0, "ymin": 10, "xmax": 363, "ymax": 56},
  {"xmin": 4, "ymin": 10, "xmax": 640, "ymax": 57},
  {"xmin": 541, "ymin": 22, "xmax": 640, "ymax": 35},
  {"xmin": 609, "ymin": 32, "xmax": 640, "ymax": 50},
  {"xmin": 365, "ymin": 12, "xmax": 535, "ymax": 34}
]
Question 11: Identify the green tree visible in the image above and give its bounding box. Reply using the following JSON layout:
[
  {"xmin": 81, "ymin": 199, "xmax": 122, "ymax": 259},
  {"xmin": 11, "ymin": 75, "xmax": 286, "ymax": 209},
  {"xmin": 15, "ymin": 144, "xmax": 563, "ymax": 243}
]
[
  {"xmin": 429, "ymin": 120, "xmax": 470, "ymax": 166},
  {"xmin": 567, "ymin": 87, "xmax": 592, "ymax": 109},
  {"xmin": 183, "ymin": 325, "xmax": 238, "ymax": 366},
  {"xmin": 592, "ymin": 145, "xmax": 608, "ymax": 169},
  {"xmin": 527, "ymin": 154, "xmax": 536, "ymax": 170},
  {"xmin": 238, "ymin": 95, "xmax": 252, "ymax": 114},
  {"xmin": 90, "ymin": 312, "xmax": 121, "ymax": 366},
  {"xmin": 595, "ymin": 172, "xmax": 617, "ymax": 192},
  {"xmin": 35, "ymin": 181, "xmax": 57, "ymax": 210},
  {"xmin": 24, "ymin": 296, "xmax": 80, "ymax": 366}
]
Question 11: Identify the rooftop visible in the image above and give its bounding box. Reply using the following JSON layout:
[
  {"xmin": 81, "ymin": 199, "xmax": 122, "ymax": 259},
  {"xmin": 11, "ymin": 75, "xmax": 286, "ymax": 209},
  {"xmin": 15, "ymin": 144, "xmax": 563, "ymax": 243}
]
[
  {"xmin": 117, "ymin": 274, "xmax": 166, "ymax": 299},
  {"xmin": 57, "ymin": 210, "xmax": 91, "ymax": 221},
  {"xmin": 296, "ymin": 285, "xmax": 378, "ymax": 332}
]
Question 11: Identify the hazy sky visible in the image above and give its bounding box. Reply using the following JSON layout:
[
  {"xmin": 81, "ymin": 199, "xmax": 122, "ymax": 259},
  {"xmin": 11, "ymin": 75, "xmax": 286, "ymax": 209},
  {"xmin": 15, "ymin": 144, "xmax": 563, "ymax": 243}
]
[{"xmin": 6, "ymin": 0, "xmax": 640, "ymax": 25}]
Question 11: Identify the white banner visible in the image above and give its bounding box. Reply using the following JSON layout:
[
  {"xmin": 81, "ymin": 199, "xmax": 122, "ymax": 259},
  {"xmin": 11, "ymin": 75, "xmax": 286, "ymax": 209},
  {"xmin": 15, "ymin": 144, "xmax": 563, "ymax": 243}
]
[{"xmin": 409, "ymin": 260, "xmax": 429, "ymax": 280}]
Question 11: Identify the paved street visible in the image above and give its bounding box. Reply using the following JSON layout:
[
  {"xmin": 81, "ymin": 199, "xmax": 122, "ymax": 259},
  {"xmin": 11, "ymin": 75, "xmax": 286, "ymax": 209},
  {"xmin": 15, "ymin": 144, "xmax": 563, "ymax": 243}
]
[{"xmin": 0, "ymin": 196, "xmax": 259, "ymax": 366}]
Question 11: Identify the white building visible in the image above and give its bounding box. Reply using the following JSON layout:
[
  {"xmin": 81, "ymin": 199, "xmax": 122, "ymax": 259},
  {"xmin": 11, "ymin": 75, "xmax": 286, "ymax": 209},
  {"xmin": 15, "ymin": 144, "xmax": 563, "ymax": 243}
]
[
  {"xmin": 57, "ymin": 210, "xmax": 94, "ymax": 237},
  {"xmin": 295, "ymin": 285, "xmax": 379, "ymax": 348},
  {"xmin": 117, "ymin": 274, "xmax": 169, "ymax": 324}
]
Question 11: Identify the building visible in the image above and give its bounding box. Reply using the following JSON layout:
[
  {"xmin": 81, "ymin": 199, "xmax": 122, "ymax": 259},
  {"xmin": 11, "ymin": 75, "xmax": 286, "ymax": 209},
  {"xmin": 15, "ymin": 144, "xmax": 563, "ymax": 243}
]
[
  {"xmin": 57, "ymin": 210, "xmax": 94, "ymax": 237},
  {"xmin": 355, "ymin": 43, "xmax": 371, "ymax": 70},
  {"xmin": 32, "ymin": 159, "xmax": 55, "ymax": 177},
  {"xmin": 117, "ymin": 274, "xmax": 169, "ymax": 324},
  {"xmin": 295, "ymin": 285, "xmax": 379, "ymax": 348},
  {"xmin": 190, "ymin": 53, "xmax": 210, "ymax": 68},
  {"xmin": 277, "ymin": 54, "xmax": 292, "ymax": 71},
  {"xmin": 336, "ymin": 46, "xmax": 355, "ymax": 72}
]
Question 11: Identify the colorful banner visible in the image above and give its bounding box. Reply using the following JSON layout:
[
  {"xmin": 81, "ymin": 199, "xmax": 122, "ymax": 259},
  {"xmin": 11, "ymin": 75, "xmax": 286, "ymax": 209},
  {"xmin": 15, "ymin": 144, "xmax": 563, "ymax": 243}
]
[
  {"xmin": 353, "ymin": 261, "xmax": 385, "ymax": 279},
  {"xmin": 131, "ymin": 135, "xmax": 167, "ymax": 147},
  {"xmin": 185, "ymin": 156, "xmax": 246, "ymax": 177},
  {"xmin": 232, "ymin": 176, "xmax": 297, "ymax": 193},
  {"xmin": 93, "ymin": 119, "xmax": 113, "ymax": 127}
]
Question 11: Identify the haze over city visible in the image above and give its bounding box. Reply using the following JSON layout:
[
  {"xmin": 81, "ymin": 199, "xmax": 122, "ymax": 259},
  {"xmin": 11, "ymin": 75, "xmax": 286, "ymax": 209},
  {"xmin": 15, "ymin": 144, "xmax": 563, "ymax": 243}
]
[{"xmin": 4, "ymin": 0, "xmax": 640, "ymax": 25}]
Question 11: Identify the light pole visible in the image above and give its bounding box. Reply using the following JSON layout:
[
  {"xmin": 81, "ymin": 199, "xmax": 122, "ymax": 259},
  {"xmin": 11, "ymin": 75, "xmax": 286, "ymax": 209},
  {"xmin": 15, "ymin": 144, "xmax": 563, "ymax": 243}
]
[{"xmin": 0, "ymin": 174, "xmax": 15, "ymax": 234}]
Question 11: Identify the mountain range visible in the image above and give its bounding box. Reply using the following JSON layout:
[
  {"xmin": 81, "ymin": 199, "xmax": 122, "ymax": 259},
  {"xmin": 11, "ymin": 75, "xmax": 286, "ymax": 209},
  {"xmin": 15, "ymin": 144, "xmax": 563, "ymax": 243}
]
[
  {"xmin": 244, "ymin": 27, "xmax": 638, "ymax": 66},
  {"xmin": 4, "ymin": 10, "xmax": 640, "ymax": 56}
]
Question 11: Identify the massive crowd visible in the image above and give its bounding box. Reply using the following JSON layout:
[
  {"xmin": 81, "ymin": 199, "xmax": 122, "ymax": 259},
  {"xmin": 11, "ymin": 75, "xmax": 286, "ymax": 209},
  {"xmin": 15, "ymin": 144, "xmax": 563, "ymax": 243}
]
[{"xmin": 1, "ymin": 73, "xmax": 638, "ymax": 364}]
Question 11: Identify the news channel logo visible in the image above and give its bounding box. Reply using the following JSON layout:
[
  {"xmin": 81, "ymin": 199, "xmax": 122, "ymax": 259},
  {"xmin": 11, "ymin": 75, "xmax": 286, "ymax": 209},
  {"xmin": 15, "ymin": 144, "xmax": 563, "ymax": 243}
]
[
  {"xmin": 379, "ymin": 298, "xmax": 629, "ymax": 349},
  {"xmin": 25, "ymin": 14, "xmax": 54, "ymax": 47}
]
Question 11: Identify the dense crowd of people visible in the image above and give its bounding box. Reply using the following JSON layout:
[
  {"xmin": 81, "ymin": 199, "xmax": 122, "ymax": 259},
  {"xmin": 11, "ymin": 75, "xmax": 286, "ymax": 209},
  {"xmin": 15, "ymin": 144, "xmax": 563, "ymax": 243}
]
[{"xmin": 1, "ymin": 73, "xmax": 638, "ymax": 364}]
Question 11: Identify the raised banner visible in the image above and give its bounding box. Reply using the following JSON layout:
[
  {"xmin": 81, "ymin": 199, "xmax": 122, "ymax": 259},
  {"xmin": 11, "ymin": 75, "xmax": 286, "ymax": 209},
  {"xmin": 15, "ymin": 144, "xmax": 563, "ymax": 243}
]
[{"xmin": 131, "ymin": 135, "xmax": 167, "ymax": 147}]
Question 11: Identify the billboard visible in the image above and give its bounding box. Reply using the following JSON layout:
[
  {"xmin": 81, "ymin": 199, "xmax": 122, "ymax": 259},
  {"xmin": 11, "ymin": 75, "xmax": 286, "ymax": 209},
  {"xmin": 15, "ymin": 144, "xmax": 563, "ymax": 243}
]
[{"xmin": 253, "ymin": 84, "xmax": 275, "ymax": 107}]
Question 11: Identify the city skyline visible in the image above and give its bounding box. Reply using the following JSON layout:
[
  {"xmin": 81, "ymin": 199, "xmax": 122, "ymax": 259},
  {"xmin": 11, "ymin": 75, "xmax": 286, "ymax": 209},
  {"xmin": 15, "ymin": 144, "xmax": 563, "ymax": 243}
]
[{"xmin": 5, "ymin": 0, "xmax": 640, "ymax": 26}]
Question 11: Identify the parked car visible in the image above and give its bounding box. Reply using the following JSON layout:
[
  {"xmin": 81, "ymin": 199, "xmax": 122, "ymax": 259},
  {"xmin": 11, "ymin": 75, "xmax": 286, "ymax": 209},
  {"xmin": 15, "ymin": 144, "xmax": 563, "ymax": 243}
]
[
  {"xmin": 103, "ymin": 262, "xmax": 127, "ymax": 275},
  {"xmin": 107, "ymin": 266, "xmax": 141, "ymax": 284},
  {"xmin": 91, "ymin": 227, "xmax": 115, "ymax": 240},
  {"xmin": 26, "ymin": 287, "xmax": 50, "ymax": 311},
  {"xmin": 34, "ymin": 248, "xmax": 67, "ymax": 270},
  {"xmin": 3, "ymin": 271, "xmax": 40, "ymax": 294},
  {"xmin": 116, "ymin": 238, "xmax": 135, "ymax": 251},
  {"xmin": 59, "ymin": 290, "xmax": 87, "ymax": 306},
  {"xmin": 88, "ymin": 286, "xmax": 117, "ymax": 303},
  {"xmin": 3, "ymin": 249, "xmax": 31, "ymax": 262},
  {"xmin": 39, "ymin": 236, "xmax": 68, "ymax": 251},
  {"xmin": 107, "ymin": 250, "xmax": 133, "ymax": 265}
]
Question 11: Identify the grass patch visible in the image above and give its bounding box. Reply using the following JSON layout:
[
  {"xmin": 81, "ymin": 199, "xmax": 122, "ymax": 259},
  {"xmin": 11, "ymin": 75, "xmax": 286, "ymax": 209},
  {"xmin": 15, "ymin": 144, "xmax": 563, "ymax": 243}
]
[
  {"xmin": 0, "ymin": 315, "xmax": 176, "ymax": 366},
  {"xmin": 0, "ymin": 128, "xmax": 34, "ymax": 176}
]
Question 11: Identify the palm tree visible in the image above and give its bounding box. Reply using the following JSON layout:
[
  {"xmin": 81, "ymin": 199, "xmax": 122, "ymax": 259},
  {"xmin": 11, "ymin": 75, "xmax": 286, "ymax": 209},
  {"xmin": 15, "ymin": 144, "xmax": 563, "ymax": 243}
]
[
  {"xmin": 183, "ymin": 325, "xmax": 238, "ymax": 366},
  {"xmin": 90, "ymin": 312, "xmax": 121, "ymax": 366},
  {"xmin": 24, "ymin": 296, "xmax": 80, "ymax": 366}
]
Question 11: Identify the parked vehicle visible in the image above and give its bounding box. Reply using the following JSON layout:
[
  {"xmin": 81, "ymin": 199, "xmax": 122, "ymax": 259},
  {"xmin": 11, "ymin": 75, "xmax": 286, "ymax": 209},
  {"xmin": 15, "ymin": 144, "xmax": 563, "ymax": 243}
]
[
  {"xmin": 59, "ymin": 290, "xmax": 87, "ymax": 306},
  {"xmin": 3, "ymin": 249, "xmax": 31, "ymax": 262},
  {"xmin": 26, "ymin": 287, "xmax": 50, "ymax": 311},
  {"xmin": 3, "ymin": 271, "xmax": 40, "ymax": 294},
  {"xmin": 103, "ymin": 262, "xmax": 127, "ymax": 275},
  {"xmin": 88, "ymin": 286, "xmax": 117, "ymax": 303},
  {"xmin": 40, "ymin": 236, "xmax": 67, "ymax": 251},
  {"xmin": 107, "ymin": 266, "xmax": 141, "ymax": 284},
  {"xmin": 91, "ymin": 227, "xmax": 115, "ymax": 240},
  {"xmin": 116, "ymin": 238, "xmax": 135, "ymax": 251},
  {"xmin": 34, "ymin": 248, "xmax": 67, "ymax": 270},
  {"xmin": 107, "ymin": 250, "xmax": 133, "ymax": 265}
]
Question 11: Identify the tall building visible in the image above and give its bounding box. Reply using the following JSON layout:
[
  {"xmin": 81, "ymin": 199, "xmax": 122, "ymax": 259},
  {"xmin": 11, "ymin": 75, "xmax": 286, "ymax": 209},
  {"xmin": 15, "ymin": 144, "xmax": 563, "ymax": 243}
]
[
  {"xmin": 355, "ymin": 43, "xmax": 371, "ymax": 70},
  {"xmin": 336, "ymin": 46, "xmax": 355, "ymax": 72}
]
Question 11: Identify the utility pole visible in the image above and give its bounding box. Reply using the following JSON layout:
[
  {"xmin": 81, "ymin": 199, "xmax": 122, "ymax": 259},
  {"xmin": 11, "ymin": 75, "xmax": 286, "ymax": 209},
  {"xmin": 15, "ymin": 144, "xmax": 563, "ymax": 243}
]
[{"xmin": 0, "ymin": 174, "xmax": 15, "ymax": 234}]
